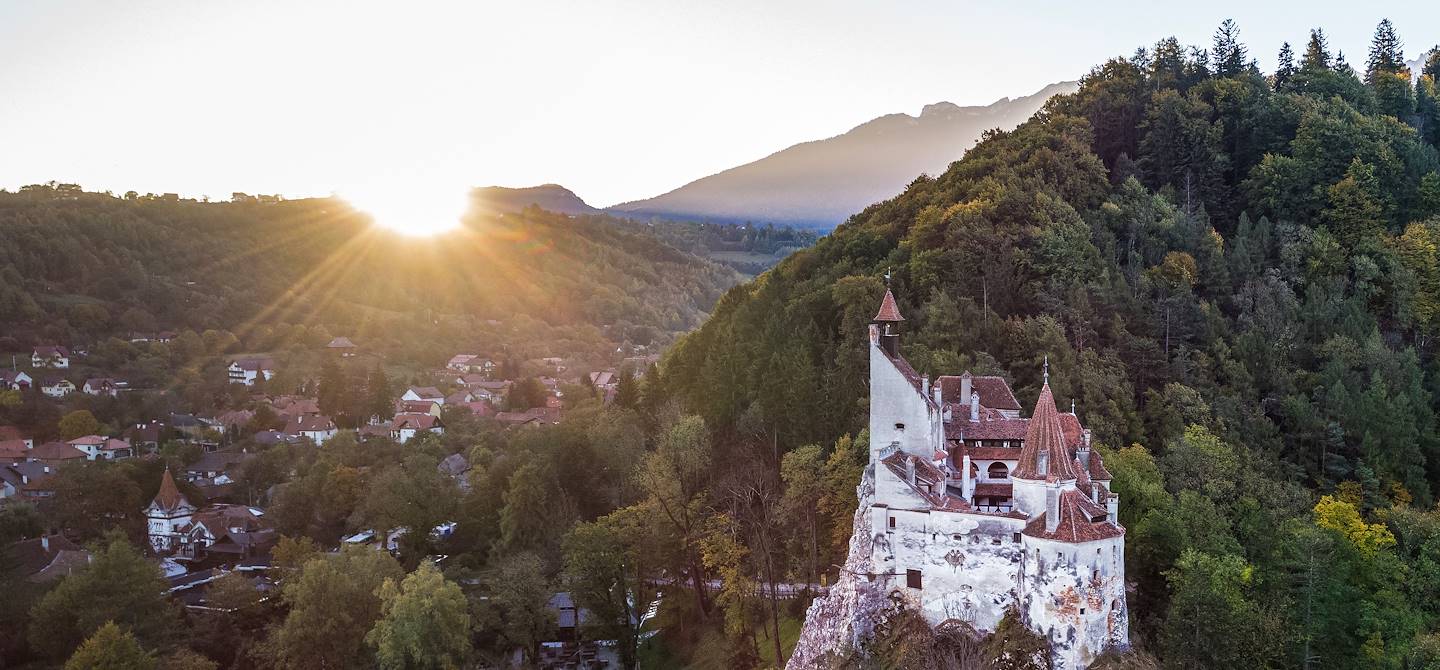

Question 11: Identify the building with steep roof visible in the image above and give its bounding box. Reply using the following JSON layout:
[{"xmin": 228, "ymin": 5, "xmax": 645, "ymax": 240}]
[
  {"xmin": 146, "ymin": 468, "xmax": 198, "ymax": 553},
  {"xmin": 851, "ymin": 288, "xmax": 1127, "ymax": 668}
]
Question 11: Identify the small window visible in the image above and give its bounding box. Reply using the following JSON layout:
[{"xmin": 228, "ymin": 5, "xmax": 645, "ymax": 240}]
[
  {"xmin": 991, "ymin": 537, "xmax": 1001, "ymax": 545},
  {"xmin": 888, "ymin": 516, "xmax": 895, "ymax": 529},
  {"xmin": 952, "ymin": 534, "xmax": 963, "ymax": 541},
  {"xmin": 987, "ymin": 462, "xmax": 1009, "ymax": 479},
  {"xmin": 906, "ymin": 569, "xmax": 922, "ymax": 589},
  {"xmin": 895, "ymin": 423, "xmax": 905, "ymax": 431},
  {"xmin": 1080, "ymin": 608, "xmax": 1086, "ymax": 615},
  {"xmin": 1013, "ymin": 533, "xmax": 1022, "ymax": 543}
]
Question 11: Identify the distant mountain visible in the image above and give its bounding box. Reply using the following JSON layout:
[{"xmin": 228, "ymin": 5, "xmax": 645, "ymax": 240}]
[
  {"xmin": 608, "ymin": 81, "xmax": 1079, "ymax": 229},
  {"xmin": 473, "ymin": 184, "xmax": 602, "ymax": 216}
]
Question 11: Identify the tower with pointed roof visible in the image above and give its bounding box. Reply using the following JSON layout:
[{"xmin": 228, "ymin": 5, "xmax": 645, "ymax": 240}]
[
  {"xmin": 846, "ymin": 284, "xmax": 1129, "ymax": 669},
  {"xmin": 145, "ymin": 468, "xmax": 196, "ymax": 554}
]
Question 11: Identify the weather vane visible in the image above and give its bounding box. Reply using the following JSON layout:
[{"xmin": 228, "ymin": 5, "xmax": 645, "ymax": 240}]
[{"xmin": 1043, "ymin": 354, "xmax": 1049, "ymax": 385}]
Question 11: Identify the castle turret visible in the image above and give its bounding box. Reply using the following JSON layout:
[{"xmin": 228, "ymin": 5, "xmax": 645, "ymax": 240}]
[
  {"xmin": 1010, "ymin": 378, "xmax": 1077, "ymax": 518},
  {"xmin": 146, "ymin": 467, "xmax": 195, "ymax": 554},
  {"xmin": 873, "ymin": 288, "xmax": 904, "ymax": 356}
]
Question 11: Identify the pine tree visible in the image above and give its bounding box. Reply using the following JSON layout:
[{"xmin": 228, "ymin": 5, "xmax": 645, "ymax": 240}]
[
  {"xmin": 1365, "ymin": 19, "xmax": 1405, "ymax": 82},
  {"xmin": 1334, "ymin": 50, "xmax": 1352, "ymax": 75},
  {"xmin": 1275, "ymin": 42, "xmax": 1296, "ymax": 90},
  {"xmin": 1211, "ymin": 19, "xmax": 1248, "ymax": 78},
  {"xmin": 365, "ymin": 365, "xmax": 392, "ymax": 421},
  {"xmin": 1302, "ymin": 29, "xmax": 1332, "ymax": 71}
]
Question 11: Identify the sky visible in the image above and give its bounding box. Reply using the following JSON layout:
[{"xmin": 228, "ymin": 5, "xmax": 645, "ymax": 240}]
[{"xmin": 3, "ymin": 0, "xmax": 1439, "ymax": 216}]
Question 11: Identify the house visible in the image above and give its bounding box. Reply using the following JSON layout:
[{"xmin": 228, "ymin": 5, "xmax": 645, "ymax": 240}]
[
  {"xmin": 457, "ymin": 401, "xmax": 495, "ymax": 418},
  {"xmin": 494, "ymin": 407, "xmax": 561, "ymax": 428},
  {"xmin": 588, "ymin": 371, "xmax": 616, "ymax": 388},
  {"xmin": 213, "ymin": 409, "xmax": 255, "ymax": 434},
  {"xmin": 326, "ymin": 337, "xmax": 358, "ymax": 357},
  {"xmin": 0, "ymin": 439, "xmax": 30, "ymax": 461},
  {"xmin": 82, "ymin": 378, "xmax": 122, "ymax": 397},
  {"xmin": 253, "ymin": 430, "xmax": 300, "ymax": 447},
  {"xmin": 30, "ymin": 441, "xmax": 87, "ymax": 467},
  {"xmin": 0, "ymin": 427, "xmax": 34, "ymax": 450},
  {"xmin": 147, "ymin": 468, "xmax": 198, "ymax": 554},
  {"xmin": 794, "ymin": 289, "xmax": 1127, "ymax": 670},
  {"xmin": 31, "ymin": 345, "xmax": 70, "ymax": 369},
  {"xmin": 468, "ymin": 380, "xmax": 511, "ymax": 404},
  {"xmin": 447, "ymin": 354, "xmax": 493, "ymax": 374},
  {"xmin": 269, "ymin": 395, "xmax": 320, "ymax": 419},
  {"xmin": 437, "ymin": 453, "xmax": 471, "ymax": 493},
  {"xmin": 391, "ymin": 413, "xmax": 443, "ymax": 444},
  {"xmin": 283, "ymin": 414, "xmax": 337, "ymax": 445},
  {"xmin": 39, "ymin": 376, "xmax": 76, "ymax": 398},
  {"xmin": 0, "ymin": 462, "xmax": 58, "ymax": 501},
  {"xmin": 147, "ymin": 471, "xmax": 277, "ymax": 562},
  {"xmin": 185, "ymin": 450, "xmax": 254, "ymax": 483},
  {"xmin": 398, "ymin": 400, "xmax": 441, "ymax": 417},
  {"xmin": 445, "ymin": 390, "xmax": 475, "ymax": 405},
  {"xmin": 227, "ymin": 358, "xmax": 276, "ymax": 385},
  {"xmin": 68, "ymin": 435, "xmax": 134, "ymax": 460},
  {"xmin": 124, "ymin": 421, "xmax": 166, "ymax": 451},
  {"xmin": 401, "ymin": 386, "xmax": 445, "ymax": 406},
  {"xmin": 0, "ymin": 370, "xmax": 32, "ymax": 390},
  {"xmin": 7, "ymin": 535, "xmax": 91, "ymax": 582}
]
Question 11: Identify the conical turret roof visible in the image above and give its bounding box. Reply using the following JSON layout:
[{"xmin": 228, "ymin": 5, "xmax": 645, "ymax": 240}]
[
  {"xmin": 1012, "ymin": 382, "xmax": 1077, "ymax": 480},
  {"xmin": 152, "ymin": 467, "xmax": 190, "ymax": 512},
  {"xmin": 874, "ymin": 289, "xmax": 904, "ymax": 322}
]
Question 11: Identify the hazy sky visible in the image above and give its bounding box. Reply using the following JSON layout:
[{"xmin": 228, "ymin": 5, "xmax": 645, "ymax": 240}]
[{"xmin": 3, "ymin": 0, "xmax": 1439, "ymax": 210}]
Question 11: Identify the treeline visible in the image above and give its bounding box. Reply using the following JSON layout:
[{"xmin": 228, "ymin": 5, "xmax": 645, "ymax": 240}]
[
  {"xmin": 653, "ymin": 18, "xmax": 1440, "ymax": 668},
  {"xmin": 0, "ymin": 188, "xmax": 740, "ymax": 367},
  {"xmin": 643, "ymin": 219, "xmax": 820, "ymax": 274}
]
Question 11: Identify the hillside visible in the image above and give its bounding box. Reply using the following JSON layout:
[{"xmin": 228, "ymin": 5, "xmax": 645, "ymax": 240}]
[
  {"xmin": 610, "ymin": 81, "xmax": 1078, "ymax": 229},
  {"xmin": 472, "ymin": 184, "xmax": 603, "ymax": 216},
  {"xmin": 658, "ymin": 26, "xmax": 1440, "ymax": 667},
  {"xmin": 0, "ymin": 186, "xmax": 739, "ymax": 372}
]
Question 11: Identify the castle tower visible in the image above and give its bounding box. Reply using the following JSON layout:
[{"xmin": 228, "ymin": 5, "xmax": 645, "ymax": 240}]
[
  {"xmin": 1010, "ymin": 379, "xmax": 1077, "ymax": 518},
  {"xmin": 145, "ymin": 467, "xmax": 195, "ymax": 554}
]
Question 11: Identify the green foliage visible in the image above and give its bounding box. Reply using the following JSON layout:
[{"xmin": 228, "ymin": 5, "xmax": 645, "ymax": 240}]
[
  {"xmin": 263, "ymin": 546, "xmax": 403, "ymax": 669},
  {"xmin": 64, "ymin": 622, "xmax": 155, "ymax": 670},
  {"xmin": 470, "ymin": 552, "xmax": 554, "ymax": 665},
  {"xmin": 30, "ymin": 533, "xmax": 175, "ymax": 660},
  {"xmin": 366, "ymin": 561, "xmax": 472, "ymax": 670},
  {"xmin": 59, "ymin": 409, "xmax": 101, "ymax": 440}
]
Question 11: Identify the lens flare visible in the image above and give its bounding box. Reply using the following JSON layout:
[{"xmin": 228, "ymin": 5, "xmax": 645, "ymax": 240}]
[{"xmin": 342, "ymin": 183, "xmax": 469, "ymax": 236}]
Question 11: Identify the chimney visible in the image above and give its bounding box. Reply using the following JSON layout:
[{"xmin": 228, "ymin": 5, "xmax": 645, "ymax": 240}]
[
  {"xmin": 1037, "ymin": 449, "xmax": 1049, "ymax": 477},
  {"xmin": 41, "ymin": 535, "xmax": 49, "ymax": 552},
  {"xmin": 868, "ymin": 323, "xmax": 881, "ymax": 346},
  {"xmin": 1107, "ymin": 493, "xmax": 1120, "ymax": 525},
  {"xmin": 1045, "ymin": 483, "xmax": 1061, "ymax": 533},
  {"xmin": 960, "ymin": 454, "xmax": 972, "ymax": 501},
  {"xmin": 959, "ymin": 372, "xmax": 972, "ymax": 409},
  {"xmin": 1077, "ymin": 443, "xmax": 1091, "ymax": 470},
  {"xmin": 1092, "ymin": 482, "xmax": 1102, "ymax": 504},
  {"xmin": 931, "ymin": 381, "xmax": 943, "ymax": 407},
  {"xmin": 922, "ymin": 375, "xmax": 930, "ymax": 398},
  {"xmin": 969, "ymin": 391, "xmax": 980, "ymax": 422},
  {"xmin": 905, "ymin": 457, "xmax": 916, "ymax": 486}
]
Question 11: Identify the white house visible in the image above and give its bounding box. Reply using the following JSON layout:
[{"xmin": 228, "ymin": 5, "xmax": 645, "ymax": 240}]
[
  {"xmin": 82, "ymin": 378, "xmax": 122, "ymax": 397},
  {"xmin": 0, "ymin": 370, "xmax": 32, "ymax": 391},
  {"xmin": 227, "ymin": 358, "xmax": 275, "ymax": 385},
  {"xmin": 392, "ymin": 413, "xmax": 443, "ymax": 444},
  {"xmin": 40, "ymin": 377, "xmax": 76, "ymax": 398},
  {"xmin": 401, "ymin": 386, "xmax": 445, "ymax": 406},
  {"xmin": 31, "ymin": 346, "xmax": 70, "ymax": 369},
  {"xmin": 147, "ymin": 468, "xmax": 198, "ymax": 553},
  {"xmin": 283, "ymin": 414, "xmax": 338, "ymax": 445},
  {"xmin": 68, "ymin": 435, "xmax": 134, "ymax": 460}
]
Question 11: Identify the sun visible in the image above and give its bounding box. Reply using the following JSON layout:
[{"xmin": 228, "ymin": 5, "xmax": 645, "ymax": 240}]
[{"xmin": 343, "ymin": 185, "xmax": 470, "ymax": 237}]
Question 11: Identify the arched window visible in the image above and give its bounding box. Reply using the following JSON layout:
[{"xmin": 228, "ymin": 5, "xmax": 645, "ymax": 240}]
[{"xmin": 987, "ymin": 462, "xmax": 1009, "ymax": 480}]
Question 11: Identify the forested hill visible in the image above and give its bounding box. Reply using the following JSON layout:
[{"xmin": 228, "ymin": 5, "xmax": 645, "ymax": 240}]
[
  {"xmin": 0, "ymin": 187, "xmax": 739, "ymax": 364},
  {"xmin": 659, "ymin": 21, "xmax": 1440, "ymax": 666}
]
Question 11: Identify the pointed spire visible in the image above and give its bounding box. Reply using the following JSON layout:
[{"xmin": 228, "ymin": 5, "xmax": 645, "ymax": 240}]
[
  {"xmin": 1043, "ymin": 354, "xmax": 1049, "ymax": 385},
  {"xmin": 152, "ymin": 467, "xmax": 189, "ymax": 512},
  {"xmin": 1071, "ymin": 398, "xmax": 1076, "ymax": 414},
  {"xmin": 1012, "ymin": 381, "xmax": 1077, "ymax": 480},
  {"xmin": 874, "ymin": 289, "xmax": 905, "ymax": 323}
]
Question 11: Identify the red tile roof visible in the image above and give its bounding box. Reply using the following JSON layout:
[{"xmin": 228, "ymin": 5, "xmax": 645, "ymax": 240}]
[
  {"xmin": 284, "ymin": 415, "xmax": 336, "ymax": 434},
  {"xmin": 972, "ymin": 482, "xmax": 1012, "ymax": 498},
  {"xmin": 153, "ymin": 468, "xmax": 190, "ymax": 512},
  {"xmin": 1012, "ymin": 383, "xmax": 1077, "ymax": 480},
  {"xmin": 938, "ymin": 374, "xmax": 1022, "ymax": 411},
  {"xmin": 874, "ymin": 289, "xmax": 905, "ymax": 322},
  {"xmin": 393, "ymin": 413, "xmax": 440, "ymax": 430},
  {"xmin": 0, "ymin": 440, "xmax": 29, "ymax": 460},
  {"xmin": 31, "ymin": 442, "xmax": 84, "ymax": 462},
  {"xmin": 1023, "ymin": 489, "xmax": 1123, "ymax": 542}
]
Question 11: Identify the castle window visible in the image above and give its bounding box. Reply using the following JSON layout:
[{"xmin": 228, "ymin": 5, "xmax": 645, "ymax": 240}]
[
  {"xmin": 991, "ymin": 537, "xmax": 1001, "ymax": 546},
  {"xmin": 1013, "ymin": 533, "xmax": 1021, "ymax": 543},
  {"xmin": 952, "ymin": 534, "xmax": 963, "ymax": 541},
  {"xmin": 987, "ymin": 462, "xmax": 1009, "ymax": 479},
  {"xmin": 1080, "ymin": 608, "xmax": 1086, "ymax": 615},
  {"xmin": 906, "ymin": 569, "xmax": 922, "ymax": 589},
  {"xmin": 895, "ymin": 423, "xmax": 905, "ymax": 431},
  {"xmin": 888, "ymin": 516, "xmax": 895, "ymax": 529}
]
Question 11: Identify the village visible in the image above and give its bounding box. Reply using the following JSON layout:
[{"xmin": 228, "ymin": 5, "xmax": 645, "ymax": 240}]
[{"xmin": 1, "ymin": 336, "xmax": 657, "ymax": 667}]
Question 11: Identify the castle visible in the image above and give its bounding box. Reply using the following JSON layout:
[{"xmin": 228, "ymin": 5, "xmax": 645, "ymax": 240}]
[{"xmin": 789, "ymin": 289, "xmax": 1128, "ymax": 669}]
